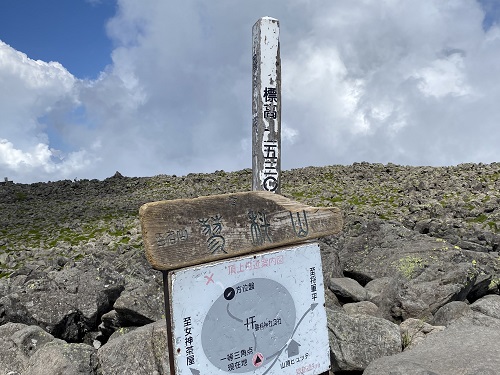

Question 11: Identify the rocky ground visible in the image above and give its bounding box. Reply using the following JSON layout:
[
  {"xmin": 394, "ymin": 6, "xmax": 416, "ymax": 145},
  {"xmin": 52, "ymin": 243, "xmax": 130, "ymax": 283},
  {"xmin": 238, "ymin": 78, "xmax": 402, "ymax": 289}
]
[{"xmin": 0, "ymin": 163, "xmax": 499, "ymax": 374}]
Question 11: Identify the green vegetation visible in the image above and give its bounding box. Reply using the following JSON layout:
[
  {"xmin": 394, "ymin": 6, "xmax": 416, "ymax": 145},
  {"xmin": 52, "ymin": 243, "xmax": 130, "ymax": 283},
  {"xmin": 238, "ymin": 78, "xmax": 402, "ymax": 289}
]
[
  {"xmin": 401, "ymin": 319, "xmax": 426, "ymax": 350},
  {"xmin": 489, "ymin": 278, "xmax": 500, "ymax": 290},
  {"xmin": 1, "ymin": 163, "xmax": 499, "ymax": 278},
  {"xmin": 472, "ymin": 214, "xmax": 488, "ymax": 223},
  {"xmin": 14, "ymin": 191, "xmax": 27, "ymax": 201}
]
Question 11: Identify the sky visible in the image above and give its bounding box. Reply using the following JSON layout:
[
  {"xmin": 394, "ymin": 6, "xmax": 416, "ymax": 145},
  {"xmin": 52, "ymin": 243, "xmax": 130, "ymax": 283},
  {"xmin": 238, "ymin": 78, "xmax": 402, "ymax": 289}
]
[{"xmin": 1, "ymin": 0, "xmax": 500, "ymax": 183}]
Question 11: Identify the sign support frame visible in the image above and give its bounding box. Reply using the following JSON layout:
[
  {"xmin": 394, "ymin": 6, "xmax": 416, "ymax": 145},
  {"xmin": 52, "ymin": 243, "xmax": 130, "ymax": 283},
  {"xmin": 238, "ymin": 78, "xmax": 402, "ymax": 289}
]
[{"xmin": 163, "ymin": 271, "xmax": 177, "ymax": 375}]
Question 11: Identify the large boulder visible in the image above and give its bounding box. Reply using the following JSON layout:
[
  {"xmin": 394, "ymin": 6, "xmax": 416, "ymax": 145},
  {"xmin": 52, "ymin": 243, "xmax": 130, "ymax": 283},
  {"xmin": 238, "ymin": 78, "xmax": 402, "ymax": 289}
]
[
  {"xmin": 334, "ymin": 219, "xmax": 499, "ymax": 321},
  {"xmin": 399, "ymin": 318, "xmax": 445, "ymax": 351},
  {"xmin": 363, "ymin": 324, "xmax": 500, "ymax": 375},
  {"xmin": 98, "ymin": 320, "xmax": 170, "ymax": 375},
  {"xmin": 0, "ymin": 259, "xmax": 124, "ymax": 343},
  {"xmin": 0, "ymin": 322, "xmax": 97, "ymax": 375},
  {"xmin": 364, "ymin": 294, "xmax": 500, "ymax": 374},
  {"xmin": 470, "ymin": 293, "xmax": 500, "ymax": 319},
  {"xmin": 97, "ymin": 277, "xmax": 164, "ymax": 343},
  {"xmin": 24, "ymin": 341, "xmax": 98, "ymax": 375},
  {"xmin": 0, "ymin": 323, "xmax": 54, "ymax": 375},
  {"xmin": 433, "ymin": 295, "xmax": 500, "ymax": 329},
  {"xmin": 326, "ymin": 307, "xmax": 401, "ymax": 372},
  {"xmin": 111, "ymin": 277, "xmax": 164, "ymax": 326},
  {"xmin": 328, "ymin": 277, "xmax": 368, "ymax": 302}
]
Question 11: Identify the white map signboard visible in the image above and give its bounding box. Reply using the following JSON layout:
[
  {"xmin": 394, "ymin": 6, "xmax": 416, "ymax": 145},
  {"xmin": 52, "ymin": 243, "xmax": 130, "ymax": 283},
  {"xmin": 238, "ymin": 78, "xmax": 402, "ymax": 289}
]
[{"xmin": 168, "ymin": 242, "xmax": 330, "ymax": 375}]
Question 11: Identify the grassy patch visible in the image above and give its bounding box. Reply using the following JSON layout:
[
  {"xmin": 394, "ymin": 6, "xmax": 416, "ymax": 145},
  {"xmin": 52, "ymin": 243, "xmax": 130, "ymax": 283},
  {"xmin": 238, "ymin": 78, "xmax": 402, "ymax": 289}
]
[{"xmin": 472, "ymin": 214, "xmax": 488, "ymax": 223}]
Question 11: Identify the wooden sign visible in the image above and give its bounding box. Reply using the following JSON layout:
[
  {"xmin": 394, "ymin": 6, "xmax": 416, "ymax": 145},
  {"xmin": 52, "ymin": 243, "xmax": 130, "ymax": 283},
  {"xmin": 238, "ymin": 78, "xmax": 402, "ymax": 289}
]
[
  {"xmin": 140, "ymin": 191, "xmax": 342, "ymax": 271},
  {"xmin": 252, "ymin": 17, "xmax": 281, "ymax": 193}
]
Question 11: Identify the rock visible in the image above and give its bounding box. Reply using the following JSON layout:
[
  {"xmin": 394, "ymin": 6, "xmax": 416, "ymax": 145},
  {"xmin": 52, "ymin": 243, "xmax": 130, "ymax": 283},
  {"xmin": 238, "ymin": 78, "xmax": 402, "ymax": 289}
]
[
  {"xmin": 112, "ymin": 279, "xmax": 165, "ymax": 326},
  {"xmin": 363, "ymin": 324, "xmax": 500, "ymax": 375},
  {"xmin": 432, "ymin": 301, "xmax": 471, "ymax": 326},
  {"xmin": 400, "ymin": 318, "xmax": 445, "ymax": 351},
  {"xmin": 0, "ymin": 260, "xmax": 125, "ymax": 343},
  {"xmin": 470, "ymin": 294, "xmax": 500, "ymax": 319},
  {"xmin": 328, "ymin": 277, "xmax": 368, "ymax": 302},
  {"xmin": 0, "ymin": 323, "xmax": 54, "ymax": 374},
  {"xmin": 2, "ymin": 163, "xmax": 500, "ymax": 373},
  {"xmin": 0, "ymin": 322, "xmax": 97, "ymax": 375},
  {"xmin": 107, "ymin": 326, "xmax": 137, "ymax": 342},
  {"xmin": 318, "ymin": 236, "xmax": 344, "ymax": 279},
  {"xmin": 372, "ymin": 363, "xmax": 441, "ymax": 375},
  {"xmin": 24, "ymin": 341, "xmax": 98, "ymax": 375},
  {"xmin": 98, "ymin": 310, "xmax": 121, "ymax": 341},
  {"xmin": 326, "ymin": 307, "xmax": 401, "ymax": 372},
  {"xmin": 343, "ymin": 301, "xmax": 379, "ymax": 317},
  {"xmin": 364, "ymin": 277, "xmax": 394, "ymax": 300},
  {"xmin": 96, "ymin": 277, "xmax": 164, "ymax": 343},
  {"xmin": 366, "ymin": 277, "xmax": 403, "ymax": 321},
  {"xmin": 432, "ymin": 295, "xmax": 500, "ymax": 330},
  {"xmin": 98, "ymin": 320, "xmax": 170, "ymax": 375},
  {"xmin": 337, "ymin": 219, "xmax": 486, "ymax": 320},
  {"xmin": 467, "ymin": 273, "xmax": 493, "ymax": 301}
]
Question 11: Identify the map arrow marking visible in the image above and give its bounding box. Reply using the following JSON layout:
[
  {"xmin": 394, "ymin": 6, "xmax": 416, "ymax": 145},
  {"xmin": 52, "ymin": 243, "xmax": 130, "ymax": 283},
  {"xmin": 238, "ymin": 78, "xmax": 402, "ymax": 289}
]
[
  {"xmin": 287, "ymin": 339, "xmax": 301, "ymax": 357},
  {"xmin": 292, "ymin": 303, "xmax": 318, "ymax": 337}
]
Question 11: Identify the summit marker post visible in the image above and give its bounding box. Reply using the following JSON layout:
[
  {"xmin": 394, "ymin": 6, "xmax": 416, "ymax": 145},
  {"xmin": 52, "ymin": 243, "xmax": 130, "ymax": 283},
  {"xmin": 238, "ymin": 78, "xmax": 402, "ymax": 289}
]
[
  {"xmin": 139, "ymin": 17, "xmax": 338, "ymax": 375},
  {"xmin": 252, "ymin": 17, "xmax": 281, "ymax": 193}
]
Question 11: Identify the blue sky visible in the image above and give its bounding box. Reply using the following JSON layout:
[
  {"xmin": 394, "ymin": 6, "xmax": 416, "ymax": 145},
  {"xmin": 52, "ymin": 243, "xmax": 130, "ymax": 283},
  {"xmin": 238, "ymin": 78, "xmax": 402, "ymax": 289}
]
[
  {"xmin": 0, "ymin": 0, "xmax": 115, "ymax": 79},
  {"xmin": 1, "ymin": 0, "xmax": 500, "ymax": 183},
  {"xmin": 479, "ymin": 0, "xmax": 500, "ymax": 29}
]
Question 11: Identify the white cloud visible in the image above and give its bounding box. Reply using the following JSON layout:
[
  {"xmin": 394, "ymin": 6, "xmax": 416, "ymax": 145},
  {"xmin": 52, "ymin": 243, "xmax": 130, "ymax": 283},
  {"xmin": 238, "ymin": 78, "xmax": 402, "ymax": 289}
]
[
  {"xmin": 0, "ymin": 41, "xmax": 98, "ymax": 181},
  {"xmin": 1, "ymin": 0, "xmax": 500, "ymax": 183},
  {"xmin": 0, "ymin": 140, "xmax": 51, "ymax": 170},
  {"xmin": 412, "ymin": 53, "xmax": 471, "ymax": 98},
  {"xmin": 0, "ymin": 139, "xmax": 92, "ymax": 180}
]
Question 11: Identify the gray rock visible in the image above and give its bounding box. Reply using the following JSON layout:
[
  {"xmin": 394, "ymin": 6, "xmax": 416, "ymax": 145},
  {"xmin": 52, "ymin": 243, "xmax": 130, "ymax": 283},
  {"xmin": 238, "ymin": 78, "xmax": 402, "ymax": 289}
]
[
  {"xmin": 2, "ymin": 163, "xmax": 500, "ymax": 373},
  {"xmin": 24, "ymin": 341, "xmax": 98, "ymax": 375},
  {"xmin": 363, "ymin": 324, "xmax": 500, "ymax": 375},
  {"xmin": 432, "ymin": 301, "xmax": 471, "ymax": 326},
  {"xmin": 0, "ymin": 261, "xmax": 124, "ymax": 343},
  {"xmin": 0, "ymin": 323, "xmax": 55, "ymax": 375},
  {"xmin": 98, "ymin": 310, "xmax": 121, "ymax": 340},
  {"xmin": 328, "ymin": 277, "xmax": 368, "ymax": 302},
  {"xmin": 0, "ymin": 322, "xmax": 97, "ymax": 375},
  {"xmin": 467, "ymin": 272, "xmax": 493, "ymax": 301},
  {"xmin": 369, "ymin": 362, "xmax": 440, "ymax": 375},
  {"xmin": 98, "ymin": 320, "xmax": 170, "ymax": 375},
  {"xmin": 326, "ymin": 307, "xmax": 401, "ymax": 372},
  {"xmin": 113, "ymin": 279, "xmax": 165, "ymax": 326},
  {"xmin": 400, "ymin": 318, "xmax": 445, "ymax": 351},
  {"xmin": 364, "ymin": 277, "xmax": 394, "ymax": 299},
  {"xmin": 338, "ymin": 219, "xmax": 483, "ymax": 320},
  {"xmin": 107, "ymin": 326, "xmax": 137, "ymax": 342},
  {"xmin": 97, "ymin": 277, "xmax": 164, "ymax": 343},
  {"xmin": 342, "ymin": 301, "xmax": 379, "ymax": 317},
  {"xmin": 470, "ymin": 294, "xmax": 500, "ymax": 319},
  {"xmin": 318, "ymin": 236, "xmax": 344, "ymax": 278}
]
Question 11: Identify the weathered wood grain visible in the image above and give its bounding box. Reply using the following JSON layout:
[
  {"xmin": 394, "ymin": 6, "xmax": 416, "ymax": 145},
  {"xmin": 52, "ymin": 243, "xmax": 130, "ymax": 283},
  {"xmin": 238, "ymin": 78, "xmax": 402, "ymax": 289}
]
[{"xmin": 140, "ymin": 191, "xmax": 342, "ymax": 270}]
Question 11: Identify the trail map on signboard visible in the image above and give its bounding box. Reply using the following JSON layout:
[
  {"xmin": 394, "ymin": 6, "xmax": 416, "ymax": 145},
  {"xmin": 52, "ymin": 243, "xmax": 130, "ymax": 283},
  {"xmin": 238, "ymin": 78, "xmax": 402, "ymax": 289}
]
[{"xmin": 169, "ymin": 242, "xmax": 330, "ymax": 375}]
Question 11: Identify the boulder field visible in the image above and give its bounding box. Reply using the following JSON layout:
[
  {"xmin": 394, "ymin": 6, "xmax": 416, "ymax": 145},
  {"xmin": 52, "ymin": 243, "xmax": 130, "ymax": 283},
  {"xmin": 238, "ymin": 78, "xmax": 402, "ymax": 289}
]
[{"xmin": 1, "ymin": 163, "xmax": 499, "ymax": 374}]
